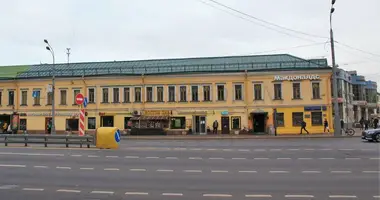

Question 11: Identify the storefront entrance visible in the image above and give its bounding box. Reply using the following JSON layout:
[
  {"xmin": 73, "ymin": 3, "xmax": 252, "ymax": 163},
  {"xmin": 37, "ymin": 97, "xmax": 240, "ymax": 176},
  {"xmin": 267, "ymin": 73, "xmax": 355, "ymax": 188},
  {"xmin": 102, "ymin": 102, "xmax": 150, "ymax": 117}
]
[
  {"xmin": 193, "ymin": 116, "xmax": 206, "ymax": 135},
  {"xmin": 252, "ymin": 113, "xmax": 267, "ymax": 133},
  {"xmin": 101, "ymin": 116, "xmax": 114, "ymax": 127},
  {"xmin": 221, "ymin": 116, "xmax": 230, "ymax": 134}
]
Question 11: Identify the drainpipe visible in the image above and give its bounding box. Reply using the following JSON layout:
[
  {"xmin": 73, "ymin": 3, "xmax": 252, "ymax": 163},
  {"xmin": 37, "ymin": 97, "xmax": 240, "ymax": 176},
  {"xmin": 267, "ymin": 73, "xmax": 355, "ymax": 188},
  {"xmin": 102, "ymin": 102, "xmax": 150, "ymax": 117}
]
[{"xmin": 244, "ymin": 70, "xmax": 249, "ymax": 130}]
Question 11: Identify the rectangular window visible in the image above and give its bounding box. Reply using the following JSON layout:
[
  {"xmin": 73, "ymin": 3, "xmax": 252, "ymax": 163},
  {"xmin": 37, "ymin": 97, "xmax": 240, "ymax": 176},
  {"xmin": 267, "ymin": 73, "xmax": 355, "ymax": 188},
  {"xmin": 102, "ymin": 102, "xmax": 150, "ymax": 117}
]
[
  {"xmin": 146, "ymin": 87, "xmax": 153, "ymax": 102},
  {"xmin": 217, "ymin": 85, "xmax": 225, "ymax": 101},
  {"xmin": 276, "ymin": 113, "xmax": 285, "ymax": 127},
  {"xmin": 180, "ymin": 86, "xmax": 187, "ymax": 102},
  {"xmin": 168, "ymin": 86, "xmax": 175, "ymax": 102},
  {"xmin": 88, "ymin": 88, "xmax": 95, "ymax": 103},
  {"xmin": 312, "ymin": 82, "xmax": 321, "ymax": 99},
  {"xmin": 20, "ymin": 119, "xmax": 27, "ymax": 131},
  {"xmin": 73, "ymin": 89, "xmax": 80, "ymax": 105},
  {"xmin": 0, "ymin": 91, "xmax": 2, "ymax": 105},
  {"xmin": 66, "ymin": 119, "xmax": 79, "ymax": 131},
  {"xmin": 102, "ymin": 88, "xmax": 109, "ymax": 103},
  {"xmin": 113, "ymin": 88, "xmax": 119, "ymax": 103},
  {"xmin": 234, "ymin": 84, "xmax": 243, "ymax": 100},
  {"xmin": 191, "ymin": 86, "xmax": 199, "ymax": 102},
  {"xmin": 157, "ymin": 86, "xmax": 164, "ymax": 102},
  {"xmin": 203, "ymin": 85, "xmax": 211, "ymax": 101},
  {"xmin": 60, "ymin": 90, "xmax": 67, "ymax": 105},
  {"xmin": 21, "ymin": 91, "xmax": 27, "ymax": 105},
  {"xmin": 311, "ymin": 112, "xmax": 323, "ymax": 126},
  {"xmin": 33, "ymin": 91, "xmax": 41, "ymax": 105},
  {"xmin": 134, "ymin": 87, "xmax": 141, "ymax": 102},
  {"xmin": 274, "ymin": 83, "xmax": 282, "ymax": 100},
  {"xmin": 292, "ymin": 83, "xmax": 301, "ymax": 99},
  {"xmin": 170, "ymin": 117, "xmax": 186, "ymax": 129},
  {"xmin": 8, "ymin": 91, "xmax": 14, "ymax": 106},
  {"xmin": 231, "ymin": 116, "xmax": 241, "ymax": 129},
  {"xmin": 292, "ymin": 112, "xmax": 304, "ymax": 126},
  {"xmin": 87, "ymin": 117, "xmax": 96, "ymax": 129},
  {"xmin": 123, "ymin": 87, "xmax": 130, "ymax": 103},
  {"xmin": 47, "ymin": 92, "xmax": 53, "ymax": 105},
  {"xmin": 254, "ymin": 84, "xmax": 262, "ymax": 100},
  {"xmin": 124, "ymin": 117, "xmax": 132, "ymax": 129}
]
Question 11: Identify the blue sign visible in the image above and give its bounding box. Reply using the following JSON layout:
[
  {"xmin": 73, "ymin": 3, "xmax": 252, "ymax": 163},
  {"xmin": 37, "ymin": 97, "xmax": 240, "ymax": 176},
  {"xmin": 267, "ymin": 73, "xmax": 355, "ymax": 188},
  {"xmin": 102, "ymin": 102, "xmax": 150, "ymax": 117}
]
[
  {"xmin": 114, "ymin": 129, "xmax": 121, "ymax": 143},
  {"xmin": 83, "ymin": 97, "xmax": 88, "ymax": 108},
  {"xmin": 221, "ymin": 111, "xmax": 229, "ymax": 115},
  {"xmin": 32, "ymin": 91, "xmax": 39, "ymax": 98}
]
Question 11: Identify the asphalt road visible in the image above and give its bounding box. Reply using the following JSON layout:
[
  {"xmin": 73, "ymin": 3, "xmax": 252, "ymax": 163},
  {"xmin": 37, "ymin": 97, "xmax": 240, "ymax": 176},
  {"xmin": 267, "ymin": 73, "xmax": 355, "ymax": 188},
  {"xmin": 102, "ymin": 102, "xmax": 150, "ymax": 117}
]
[{"xmin": 0, "ymin": 138, "xmax": 379, "ymax": 200}]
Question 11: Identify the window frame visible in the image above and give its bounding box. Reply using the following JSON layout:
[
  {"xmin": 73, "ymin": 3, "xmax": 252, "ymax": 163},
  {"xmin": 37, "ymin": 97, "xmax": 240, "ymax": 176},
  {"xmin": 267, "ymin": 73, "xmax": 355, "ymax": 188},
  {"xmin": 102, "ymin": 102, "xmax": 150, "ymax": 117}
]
[
  {"xmin": 253, "ymin": 83, "xmax": 263, "ymax": 100},
  {"xmin": 21, "ymin": 90, "xmax": 28, "ymax": 106},
  {"xmin": 170, "ymin": 117, "xmax": 186, "ymax": 129},
  {"xmin": 217, "ymin": 84, "xmax": 226, "ymax": 101},
  {"xmin": 123, "ymin": 87, "xmax": 130, "ymax": 103},
  {"xmin": 146, "ymin": 86, "xmax": 153, "ymax": 102},
  {"xmin": 88, "ymin": 88, "xmax": 96, "ymax": 103},
  {"xmin": 87, "ymin": 117, "xmax": 96, "ymax": 130},
  {"xmin": 275, "ymin": 112, "xmax": 285, "ymax": 127},
  {"xmin": 8, "ymin": 90, "xmax": 15, "ymax": 106},
  {"xmin": 234, "ymin": 84, "xmax": 243, "ymax": 101},
  {"xmin": 66, "ymin": 118, "xmax": 79, "ymax": 131},
  {"xmin": 292, "ymin": 112, "xmax": 304, "ymax": 127},
  {"xmin": 134, "ymin": 87, "xmax": 142, "ymax": 103},
  {"xmin": 113, "ymin": 87, "xmax": 120, "ymax": 103},
  {"xmin": 292, "ymin": 82, "xmax": 301, "ymax": 99},
  {"xmin": 311, "ymin": 111, "xmax": 323, "ymax": 126},
  {"xmin": 47, "ymin": 91, "xmax": 53, "ymax": 105},
  {"xmin": 102, "ymin": 88, "xmax": 109, "ymax": 103},
  {"xmin": 231, "ymin": 116, "xmax": 241, "ymax": 130},
  {"xmin": 73, "ymin": 89, "xmax": 80, "ymax": 105},
  {"xmin": 60, "ymin": 89, "xmax": 67, "ymax": 105},
  {"xmin": 180, "ymin": 85, "xmax": 187, "ymax": 102},
  {"xmin": 33, "ymin": 90, "xmax": 41, "ymax": 106},
  {"xmin": 191, "ymin": 85, "xmax": 199, "ymax": 102},
  {"xmin": 203, "ymin": 85, "xmax": 211, "ymax": 102},
  {"xmin": 312, "ymin": 82, "xmax": 321, "ymax": 99},
  {"xmin": 273, "ymin": 83, "xmax": 282, "ymax": 100},
  {"xmin": 156, "ymin": 86, "xmax": 164, "ymax": 102},
  {"xmin": 20, "ymin": 118, "xmax": 27, "ymax": 131},
  {"xmin": 168, "ymin": 85, "xmax": 176, "ymax": 102}
]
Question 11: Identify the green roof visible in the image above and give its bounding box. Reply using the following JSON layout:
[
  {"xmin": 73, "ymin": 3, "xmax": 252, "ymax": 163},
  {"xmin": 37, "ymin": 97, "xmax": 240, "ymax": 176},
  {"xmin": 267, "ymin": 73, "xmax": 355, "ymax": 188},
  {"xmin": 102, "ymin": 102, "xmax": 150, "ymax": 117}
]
[{"xmin": 0, "ymin": 54, "xmax": 329, "ymax": 80}]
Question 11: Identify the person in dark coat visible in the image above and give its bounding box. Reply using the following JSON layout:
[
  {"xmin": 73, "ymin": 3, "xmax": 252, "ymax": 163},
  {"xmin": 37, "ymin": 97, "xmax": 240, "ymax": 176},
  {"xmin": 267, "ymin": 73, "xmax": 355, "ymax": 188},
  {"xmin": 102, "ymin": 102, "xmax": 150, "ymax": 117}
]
[
  {"xmin": 364, "ymin": 119, "xmax": 369, "ymax": 130},
  {"xmin": 212, "ymin": 120, "xmax": 219, "ymax": 134},
  {"xmin": 324, "ymin": 118, "xmax": 329, "ymax": 133},
  {"xmin": 374, "ymin": 118, "xmax": 379, "ymax": 129},
  {"xmin": 359, "ymin": 117, "xmax": 364, "ymax": 130},
  {"xmin": 300, "ymin": 120, "xmax": 309, "ymax": 135}
]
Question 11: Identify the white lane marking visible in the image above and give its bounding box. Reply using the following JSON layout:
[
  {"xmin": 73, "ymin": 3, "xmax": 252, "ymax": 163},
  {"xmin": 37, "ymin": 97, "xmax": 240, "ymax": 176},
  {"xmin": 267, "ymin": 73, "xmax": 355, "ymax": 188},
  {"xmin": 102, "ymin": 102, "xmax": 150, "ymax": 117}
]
[
  {"xmin": 104, "ymin": 168, "xmax": 120, "ymax": 171},
  {"xmin": 157, "ymin": 169, "xmax": 174, "ymax": 172},
  {"xmin": 238, "ymin": 149, "xmax": 250, "ymax": 152},
  {"xmin": 190, "ymin": 148, "xmax": 202, "ymax": 151},
  {"xmin": 0, "ymin": 164, "xmax": 26, "ymax": 168},
  {"xmin": 184, "ymin": 170, "xmax": 202, "ymax": 173},
  {"xmin": 70, "ymin": 155, "xmax": 82, "ymax": 157},
  {"xmin": 206, "ymin": 149, "xmax": 217, "ymax": 151},
  {"xmin": 245, "ymin": 194, "xmax": 272, "ymax": 198},
  {"xmin": 211, "ymin": 170, "xmax": 229, "ymax": 173},
  {"xmin": 345, "ymin": 158, "xmax": 361, "ymax": 160},
  {"xmin": 287, "ymin": 149, "xmax": 300, "ymax": 151},
  {"xmin": 91, "ymin": 191, "xmax": 114, "ymax": 194},
  {"xmin": 80, "ymin": 168, "xmax": 94, "ymax": 170},
  {"xmin": 106, "ymin": 156, "xmax": 119, "ymax": 158},
  {"xmin": 130, "ymin": 169, "xmax": 147, "ymax": 172},
  {"xmin": 331, "ymin": 171, "xmax": 352, "ymax": 173},
  {"xmin": 232, "ymin": 158, "xmax": 247, "ymax": 160},
  {"xmin": 0, "ymin": 152, "xmax": 64, "ymax": 157},
  {"xmin": 56, "ymin": 166, "xmax": 71, "ymax": 170},
  {"xmin": 298, "ymin": 158, "xmax": 313, "ymax": 160},
  {"xmin": 373, "ymin": 195, "xmax": 380, "ymax": 198},
  {"xmin": 189, "ymin": 157, "xmax": 203, "ymax": 160},
  {"xmin": 125, "ymin": 156, "xmax": 139, "ymax": 159},
  {"xmin": 319, "ymin": 148, "xmax": 333, "ymax": 151},
  {"xmin": 269, "ymin": 171, "xmax": 289, "ymax": 173},
  {"xmin": 0, "ymin": 185, "xmax": 18, "ymax": 189},
  {"xmin": 165, "ymin": 157, "xmax": 178, "ymax": 159},
  {"xmin": 209, "ymin": 158, "xmax": 224, "ymax": 160},
  {"xmin": 222, "ymin": 149, "xmax": 233, "ymax": 151},
  {"xmin": 238, "ymin": 171, "xmax": 257, "ymax": 173},
  {"xmin": 304, "ymin": 149, "xmax": 315, "ymax": 151},
  {"xmin": 370, "ymin": 158, "xmax": 380, "ymax": 160},
  {"xmin": 363, "ymin": 171, "xmax": 380, "ymax": 173},
  {"xmin": 254, "ymin": 149, "xmax": 266, "ymax": 152},
  {"xmin": 302, "ymin": 171, "xmax": 321, "ymax": 174},
  {"xmin": 125, "ymin": 192, "xmax": 149, "ymax": 195},
  {"xmin": 162, "ymin": 193, "xmax": 183, "ymax": 196},
  {"xmin": 329, "ymin": 195, "xmax": 357, "ymax": 198},
  {"xmin": 269, "ymin": 149, "xmax": 282, "ymax": 151},
  {"xmin": 254, "ymin": 158, "xmax": 269, "ymax": 160},
  {"xmin": 339, "ymin": 149, "xmax": 354, "ymax": 151},
  {"xmin": 145, "ymin": 156, "xmax": 159, "ymax": 159},
  {"xmin": 203, "ymin": 194, "xmax": 232, "ymax": 197},
  {"xmin": 277, "ymin": 158, "xmax": 291, "ymax": 160},
  {"xmin": 285, "ymin": 194, "xmax": 314, "ymax": 198},
  {"xmin": 34, "ymin": 166, "xmax": 48, "ymax": 169},
  {"xmin": 57, "ymin": 189, "xmax": 81, "ymax": 193},
  {"xmin": 174, "ymin": 148, "xmax": 187, "ymax": 151},
  {"xmin": 22, "ymin": 188, "xmax": 44, "ymax": 191},
  {"xmin": 319, "ymin": 158, "xmax": 335, "ymax": 160},
  {"xmin": 88, "ymin": 155, "xmax": 99, "ymax": 158}
]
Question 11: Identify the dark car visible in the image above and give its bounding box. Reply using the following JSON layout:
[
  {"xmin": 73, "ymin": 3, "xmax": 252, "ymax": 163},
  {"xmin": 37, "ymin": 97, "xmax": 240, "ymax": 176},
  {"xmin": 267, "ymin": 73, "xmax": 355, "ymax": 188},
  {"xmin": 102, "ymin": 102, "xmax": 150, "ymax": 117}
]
[{"xmin": 362, "ymin": 129, "xmax": 380, "ymax": 142}]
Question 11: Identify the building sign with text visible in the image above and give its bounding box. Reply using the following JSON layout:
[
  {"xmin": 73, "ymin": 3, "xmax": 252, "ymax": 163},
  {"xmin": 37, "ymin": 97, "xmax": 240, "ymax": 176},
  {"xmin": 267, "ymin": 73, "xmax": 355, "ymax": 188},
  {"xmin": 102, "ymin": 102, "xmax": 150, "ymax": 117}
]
[{"xmin": 274, "ymin": 74, "xmax": 320, "ymax": 81}]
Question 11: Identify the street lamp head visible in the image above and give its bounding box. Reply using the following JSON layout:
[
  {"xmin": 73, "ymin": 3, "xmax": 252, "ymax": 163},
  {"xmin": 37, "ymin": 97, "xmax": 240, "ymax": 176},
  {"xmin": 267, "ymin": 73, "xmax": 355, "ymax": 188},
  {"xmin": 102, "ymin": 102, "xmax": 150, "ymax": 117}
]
[
  {"xmin": 46, "ymin": 46, "xmax": 51, "ymax": 51},
  {"xmin": 44, "ymin": 39, "xmax": 49, "ymax": 44},
  {"xmin": 330, "ymin": 8, "xmax": 335, "ymax": 14},
  {"xmin": 332, "ymin": 0, "xmax": 336, "ymax": 5}
]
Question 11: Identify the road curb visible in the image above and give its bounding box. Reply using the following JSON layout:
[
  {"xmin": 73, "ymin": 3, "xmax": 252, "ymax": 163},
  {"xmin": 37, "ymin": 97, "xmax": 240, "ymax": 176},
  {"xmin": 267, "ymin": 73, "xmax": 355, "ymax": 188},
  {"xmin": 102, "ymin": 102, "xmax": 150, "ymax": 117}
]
[{"xmin": 121, "ymin": 135, "xmax": 361, "ymax": 140}]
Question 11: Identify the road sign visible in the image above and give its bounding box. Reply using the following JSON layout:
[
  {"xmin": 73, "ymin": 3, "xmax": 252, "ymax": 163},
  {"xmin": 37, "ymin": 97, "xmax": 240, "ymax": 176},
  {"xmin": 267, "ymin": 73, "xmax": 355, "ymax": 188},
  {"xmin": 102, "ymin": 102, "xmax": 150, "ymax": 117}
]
[
  {"xmin": 75, "ymin": 93, "xmax": 84, "ymax": 105},
  {"xmin": 83, "ymin": 97, "xmax": 88, "ymax": 108},
  {"xmin": 115, "ymin": 129, "xmax": 121, "ymax": 143},
  {"xmin": 32, "ymin": 91, "xmax": 39, "ymax": 98}
]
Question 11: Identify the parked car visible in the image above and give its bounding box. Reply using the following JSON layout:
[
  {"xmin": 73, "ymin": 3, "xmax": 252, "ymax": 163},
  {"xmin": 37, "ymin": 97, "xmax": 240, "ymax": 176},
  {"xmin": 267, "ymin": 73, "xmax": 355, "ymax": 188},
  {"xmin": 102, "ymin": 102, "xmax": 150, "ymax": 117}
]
[{"xmin": 362, "ymin": 129, "xmax": 380, "ymax": 142}]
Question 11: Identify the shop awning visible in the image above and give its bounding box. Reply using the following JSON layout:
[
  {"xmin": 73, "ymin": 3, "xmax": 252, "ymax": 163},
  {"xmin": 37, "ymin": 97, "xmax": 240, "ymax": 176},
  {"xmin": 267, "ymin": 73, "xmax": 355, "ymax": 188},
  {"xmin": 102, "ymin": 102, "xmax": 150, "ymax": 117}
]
[{"xmin": 130, "ymin": 116, "xmax": 169, "ymax": 121}]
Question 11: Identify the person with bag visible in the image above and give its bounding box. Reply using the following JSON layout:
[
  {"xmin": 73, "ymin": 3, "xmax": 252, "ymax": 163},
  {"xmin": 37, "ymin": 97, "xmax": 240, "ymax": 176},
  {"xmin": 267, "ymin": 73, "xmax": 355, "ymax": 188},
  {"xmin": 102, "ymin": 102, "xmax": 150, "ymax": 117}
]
[
  {"xmin": 300, "ymin": 120, "xmax": 309, "ymax": 135},
  {"xmin": 324, "ymin": 118, "xmax": 329, "ymax": 133}
]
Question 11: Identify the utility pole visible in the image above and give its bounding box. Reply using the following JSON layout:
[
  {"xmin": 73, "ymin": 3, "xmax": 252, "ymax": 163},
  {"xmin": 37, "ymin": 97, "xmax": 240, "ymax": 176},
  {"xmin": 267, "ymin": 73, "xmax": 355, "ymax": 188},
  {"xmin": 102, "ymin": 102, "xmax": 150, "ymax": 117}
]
[
  {"xmin": 44, "ymin": 39, "xmax": 56, "ymax": 135},
  {"xmin": 330, "ymin": 0, "xmax": 341, "ymax": 136},
  {"xmin": 66, "ymin": 48, "xmax": 71, "ymax": 65}
]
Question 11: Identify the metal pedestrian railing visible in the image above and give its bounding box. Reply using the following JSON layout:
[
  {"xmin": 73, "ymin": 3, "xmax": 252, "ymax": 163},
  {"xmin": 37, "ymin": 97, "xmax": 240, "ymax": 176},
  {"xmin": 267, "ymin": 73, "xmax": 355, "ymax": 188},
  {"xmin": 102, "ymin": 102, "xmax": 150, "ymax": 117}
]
[{"xmin": 0, "ymin": 134, "xmax": 95, "ymax": 148}]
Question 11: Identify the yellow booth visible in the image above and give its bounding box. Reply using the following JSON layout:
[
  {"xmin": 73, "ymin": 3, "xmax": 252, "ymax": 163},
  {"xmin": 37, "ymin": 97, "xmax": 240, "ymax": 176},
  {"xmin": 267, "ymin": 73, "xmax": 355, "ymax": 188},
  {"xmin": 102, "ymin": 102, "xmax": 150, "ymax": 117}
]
[{"xmin": 96, "ymin": 127, "xmax": 121, "ymax": 149}]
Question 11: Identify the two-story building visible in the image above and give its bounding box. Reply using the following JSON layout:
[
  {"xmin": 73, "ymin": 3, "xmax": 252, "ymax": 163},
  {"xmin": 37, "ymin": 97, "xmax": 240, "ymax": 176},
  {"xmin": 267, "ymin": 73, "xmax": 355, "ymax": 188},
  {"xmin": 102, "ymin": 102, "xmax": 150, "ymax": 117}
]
[{"xmin": 0, "ymin": 54, "xmax": 333, "ymax": 135}]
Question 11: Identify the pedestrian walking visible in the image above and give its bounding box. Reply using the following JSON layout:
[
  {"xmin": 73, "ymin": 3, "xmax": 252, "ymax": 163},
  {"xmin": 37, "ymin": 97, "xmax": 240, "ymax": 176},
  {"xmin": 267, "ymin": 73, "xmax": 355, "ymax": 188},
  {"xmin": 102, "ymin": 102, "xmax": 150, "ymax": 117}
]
[
  {"xmin": 359, "ymin": 117, "xmax": 364, "ymax": 130},
  {"xmin": 324, "ymin": 118, "xmax": 329, "ymax": 133},
  {"xmin": 340, "ymin": 119, "xmax": 345, "ymax": 134},
  {"xmin": 47, "ymin": 121, "xmax": 52, "ymax": 134},
  {"xmin": 364, "ymin": 119, "xmax": 369, "ymax": 130},
  {"xmin": 212, "ymin": 120, "xmax": 218, "ymax": 134},
  {"xmin": 300, "ymin": 120, "xmax": 309, "ymax": 135},
  {"xmin": 374, "ymin": 118, "xmax": 379, "ymax": 129}
]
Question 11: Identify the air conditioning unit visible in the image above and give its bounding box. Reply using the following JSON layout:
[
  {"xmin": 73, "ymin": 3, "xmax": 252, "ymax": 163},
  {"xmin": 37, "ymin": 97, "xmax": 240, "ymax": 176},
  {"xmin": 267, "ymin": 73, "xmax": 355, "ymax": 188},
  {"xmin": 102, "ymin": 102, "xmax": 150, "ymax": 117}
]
[{"xmin": 132, "ymin": 110, "xmax": 141, "ymax": 116}]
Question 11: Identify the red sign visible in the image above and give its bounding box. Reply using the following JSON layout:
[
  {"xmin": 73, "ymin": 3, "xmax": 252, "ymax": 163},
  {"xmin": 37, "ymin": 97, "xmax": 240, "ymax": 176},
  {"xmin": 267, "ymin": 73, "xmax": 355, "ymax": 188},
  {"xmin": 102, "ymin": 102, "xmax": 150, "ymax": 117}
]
[{"xmin": 75, "ymin": 93, "xmax": 84, "ymax": 105}]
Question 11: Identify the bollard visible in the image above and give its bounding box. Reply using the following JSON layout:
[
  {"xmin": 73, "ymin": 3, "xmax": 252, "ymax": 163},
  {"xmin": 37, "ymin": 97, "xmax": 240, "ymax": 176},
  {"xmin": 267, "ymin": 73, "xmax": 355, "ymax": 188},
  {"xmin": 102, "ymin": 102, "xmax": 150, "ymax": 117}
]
[
  {"xmin": 5, "ymin": 136, "xmax": 8, "ymax": 146},
  {"xmin": 44, "ymin": 136, "xmax": 47, "ymax": 147},
  {"xmin": 24, "ymin": 136, "xmax": 28, "ymax": 147},
  {"xmin": 66, "ymin": 138, "xmax": 69, "ymax": 148}
]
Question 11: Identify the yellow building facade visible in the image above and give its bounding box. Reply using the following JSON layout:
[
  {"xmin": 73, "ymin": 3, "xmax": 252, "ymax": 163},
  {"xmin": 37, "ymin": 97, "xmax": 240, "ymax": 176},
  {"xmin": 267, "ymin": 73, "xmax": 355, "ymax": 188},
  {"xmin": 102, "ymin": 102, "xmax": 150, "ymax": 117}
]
[{"xmin": 0, "ymin": 54, "xmax": 333, "ymax": 135}]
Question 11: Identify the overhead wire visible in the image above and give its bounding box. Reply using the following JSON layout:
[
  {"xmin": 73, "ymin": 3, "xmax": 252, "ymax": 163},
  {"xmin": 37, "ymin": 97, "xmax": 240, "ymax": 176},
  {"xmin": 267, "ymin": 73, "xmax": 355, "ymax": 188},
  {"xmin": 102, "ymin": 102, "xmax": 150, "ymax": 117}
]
[{"xmin": 335, "ymin": 41, "xmax": 380, "ymax": 58}]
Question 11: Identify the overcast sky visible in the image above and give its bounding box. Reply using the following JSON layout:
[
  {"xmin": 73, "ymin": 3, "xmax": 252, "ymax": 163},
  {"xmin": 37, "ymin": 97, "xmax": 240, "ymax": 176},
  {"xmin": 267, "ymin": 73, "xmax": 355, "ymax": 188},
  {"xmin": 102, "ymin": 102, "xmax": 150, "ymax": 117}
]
[{"xmin": 1, "ymin": 0, "xmax": 379, "ymax": 85}]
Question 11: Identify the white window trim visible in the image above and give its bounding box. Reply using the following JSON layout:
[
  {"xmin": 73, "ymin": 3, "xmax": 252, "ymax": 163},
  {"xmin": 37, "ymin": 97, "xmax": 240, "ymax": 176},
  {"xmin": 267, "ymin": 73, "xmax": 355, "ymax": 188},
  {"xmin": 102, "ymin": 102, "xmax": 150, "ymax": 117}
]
[
  {"xmin": 102, "ymin": 88, "xmax": 109, "ymax": 103},
  {"xmin": 216, "ymin": 84, "xmax": 226, "ymax": 101},
  {"xmin": 202, "ymin": 85, "xmax": 212, "ymax": 101},
  {"xmin": 122, "ymin": 87, "xmax": 130, "ymax": 103},
  {"xmin": 155, "ymin": 85, "xmax": 164, "ymax": 102},
  {"xmin": 252, "ymin": 83, "xmax": 264, "ymax": 101},
  {"xmin": 73, "ymin": 89, "xmax": 81, "ymax": 104},
  {"xmin": 292, "ymin": 82, "xmax": 302, "ymax": 99},
  {"xmin": 134, "ymin": 86, "xmax": 142, "ymax": 102},
  {"xmin": 87, "ymin": 87, "xmax": 96, "ymax": 103},
  {"xmin": 233, "ymin": 83, "xmax": 244, "ymax": 101},
  {"xmin": 168, "ymin": 85, "xmax": 176, "ymax": 102},
  {"xmin": 145, "ymin": 86, "xmax": 154, "ymax": 102},
  {"xmin": 311, "ymin": 81, "xmax": 321, "ymax": 99},
  {"xmin": 112, "ymin": 87, "xmax": 120, "ymax": 103},
  {"xmin": 191, "ymin": 85, "xmax": 199, "ymax": 102},
  {"xmin": 20, "ymin": 90, "xmax": 27, "ymax": 105},
  {"xmin": 59, "ymin": 89, "xmax": 67, "ymax": 105},
  {"xmin": 179, "ymin": 85, "xmax": 187, "ymax": 102},
  {"xmin": 273, "ymin": 83, "xmax": 282, "ymax": 100}
]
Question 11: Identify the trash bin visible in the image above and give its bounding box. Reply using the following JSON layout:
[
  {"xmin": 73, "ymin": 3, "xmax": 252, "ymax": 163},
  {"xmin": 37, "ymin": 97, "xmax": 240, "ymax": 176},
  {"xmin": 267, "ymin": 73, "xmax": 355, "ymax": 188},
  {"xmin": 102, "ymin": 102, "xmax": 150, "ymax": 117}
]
[{"xmin": 96, "ymin": 127, "xmax": 121, "ymax": 149}]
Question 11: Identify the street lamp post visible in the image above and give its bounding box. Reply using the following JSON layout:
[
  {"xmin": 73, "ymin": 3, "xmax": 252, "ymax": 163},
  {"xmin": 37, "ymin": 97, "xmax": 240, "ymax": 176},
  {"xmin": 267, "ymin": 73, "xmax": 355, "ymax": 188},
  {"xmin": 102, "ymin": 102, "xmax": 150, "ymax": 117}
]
[
  {"xmin": 330, "ymin": 0, "xmax": 341, "ymax": 136},
  {"xmin": 44, "ymin": 39, "xmax": 56, "ymax": 135}
]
